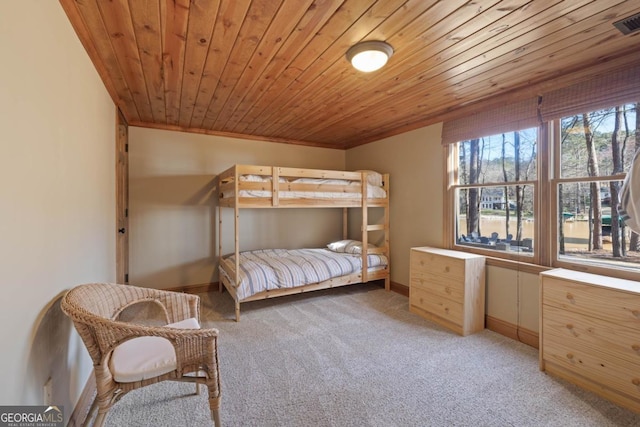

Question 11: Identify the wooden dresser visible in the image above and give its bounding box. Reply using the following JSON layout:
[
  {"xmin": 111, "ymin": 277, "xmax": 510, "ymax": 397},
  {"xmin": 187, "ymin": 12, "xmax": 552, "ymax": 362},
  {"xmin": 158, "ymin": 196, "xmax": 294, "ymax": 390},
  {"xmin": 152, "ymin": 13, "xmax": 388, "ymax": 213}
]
[
  {"xmin": 540, "ymin": 268, "xmax": 640, "ymax": 413},
  {"xmin": 409, "ymin": 247, "xmax": 485, "ymax": 336}
]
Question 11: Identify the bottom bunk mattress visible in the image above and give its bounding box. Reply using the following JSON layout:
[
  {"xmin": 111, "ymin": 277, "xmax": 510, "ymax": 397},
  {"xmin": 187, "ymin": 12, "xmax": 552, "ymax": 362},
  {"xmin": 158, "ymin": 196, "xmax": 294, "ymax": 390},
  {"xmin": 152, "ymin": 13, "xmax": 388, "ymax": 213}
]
[{"xmin": 220, "ymin": 248, "xmax": 388, "ymax": 300}]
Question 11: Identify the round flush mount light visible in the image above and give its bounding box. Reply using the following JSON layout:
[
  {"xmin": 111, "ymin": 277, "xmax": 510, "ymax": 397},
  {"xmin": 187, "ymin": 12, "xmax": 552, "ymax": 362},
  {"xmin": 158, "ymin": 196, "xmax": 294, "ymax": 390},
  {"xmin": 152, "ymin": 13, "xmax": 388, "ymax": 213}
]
[{"xmin": 346, "ymin": 40, "xmax": 394, "ymax": 72}]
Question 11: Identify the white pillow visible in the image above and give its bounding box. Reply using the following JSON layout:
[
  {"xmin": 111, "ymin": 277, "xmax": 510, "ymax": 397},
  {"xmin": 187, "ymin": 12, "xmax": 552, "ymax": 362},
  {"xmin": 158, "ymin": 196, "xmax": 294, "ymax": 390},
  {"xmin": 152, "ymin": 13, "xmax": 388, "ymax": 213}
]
[
  {"xmin": 326, "ymin": 239, "xmax": 354, "ymax": 252},
  {"xmin": 239, "ymin": 174, "xmax": 268, "ymax": 182},
  {"xmin": 239, "ymin": 174, "xmax": 287, "ymax": 182},
  {"xmin": 356, "ymin": 170, "xmax": 383, "ymax": 187},
  {"xmin": 327, "ymin": 239, "xmax": 375, "ymax": 254}
]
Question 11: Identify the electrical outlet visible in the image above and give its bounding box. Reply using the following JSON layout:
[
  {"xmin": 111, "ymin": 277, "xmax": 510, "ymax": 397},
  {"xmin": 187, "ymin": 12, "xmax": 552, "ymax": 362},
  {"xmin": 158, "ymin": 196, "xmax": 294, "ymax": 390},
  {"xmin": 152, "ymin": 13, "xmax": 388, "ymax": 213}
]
[{"xmin": 43, "ymin": 377, "xmax": 53, "ymax": 406}]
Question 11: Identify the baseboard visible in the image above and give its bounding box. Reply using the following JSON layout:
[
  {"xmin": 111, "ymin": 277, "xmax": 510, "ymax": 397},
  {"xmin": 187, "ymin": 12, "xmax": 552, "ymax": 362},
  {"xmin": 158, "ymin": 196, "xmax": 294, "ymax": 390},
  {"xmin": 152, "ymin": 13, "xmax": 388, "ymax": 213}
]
[
  {"xmin": 68, "ymin": 371, "xmax": 96, "ymax": 427},
  {"xmin": 166, "ymin": 282, "xmax": 219, "ymax": 294},
  {"xmin": 390, "ymin": 281, "xmax": 409, "ymax": 297},
  {"xmin": 485, "ymin": 315, "xmax": 539, "ymax": 349}
]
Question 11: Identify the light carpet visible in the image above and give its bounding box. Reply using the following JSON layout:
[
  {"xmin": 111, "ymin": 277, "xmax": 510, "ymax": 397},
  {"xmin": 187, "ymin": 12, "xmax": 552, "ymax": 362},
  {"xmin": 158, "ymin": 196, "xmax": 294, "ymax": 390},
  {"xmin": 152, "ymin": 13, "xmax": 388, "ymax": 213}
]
[{"xmin": 104, "ymin": 283, "xmax": 640, "ymax": 426}]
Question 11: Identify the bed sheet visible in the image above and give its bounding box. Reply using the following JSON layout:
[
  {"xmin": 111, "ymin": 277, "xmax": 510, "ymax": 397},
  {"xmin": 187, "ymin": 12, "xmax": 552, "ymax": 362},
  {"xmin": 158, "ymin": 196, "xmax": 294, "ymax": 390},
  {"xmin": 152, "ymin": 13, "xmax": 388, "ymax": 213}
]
[
  {"xmin": 220, "ymin": 248, "xmax": 388, "ymax": 300},
  {"xmin": 228, "ymin": 174, "xmax": 387, "ymax": 199},
  {"xmin": 236, "ymin": 183, "xmax": 386, "ymax": 199}
]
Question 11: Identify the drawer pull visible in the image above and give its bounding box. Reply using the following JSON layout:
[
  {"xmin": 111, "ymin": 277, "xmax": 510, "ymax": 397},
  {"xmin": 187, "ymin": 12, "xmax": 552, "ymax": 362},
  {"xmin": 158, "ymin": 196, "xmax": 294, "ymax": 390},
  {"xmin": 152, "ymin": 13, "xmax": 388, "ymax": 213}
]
[
  {"xmin": 566, "ymin": 292, "xmax": 574, "ymax": 301},
  {"xmin": 566, "ymin": 353, "xmax": 574, "ymax": 360},
  {"xmin": 444, "ymin": 266, "xmax": 450, "ymax": 273},
  {"xmin": 445, "ymin": 286, "xmax": 451, "ymax": 294},
  {"xmin": 632, "ymin": 344, "xmax": 640, "ymax": 353},
  {"xmin": 633, "ymin": 378, "xmax": 640, "ymax": 387}
]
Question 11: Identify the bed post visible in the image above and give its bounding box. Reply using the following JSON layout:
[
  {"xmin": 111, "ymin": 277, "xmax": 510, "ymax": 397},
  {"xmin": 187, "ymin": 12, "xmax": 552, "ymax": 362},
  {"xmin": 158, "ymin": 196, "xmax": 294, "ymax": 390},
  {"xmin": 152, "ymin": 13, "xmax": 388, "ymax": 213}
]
[
  {"xmin": 234, "ymin": 166, "xmax": 241, "ymax": 321},
  {"xmin": 384, "ymin": 173, "xmax": 390, "ymax": 291},
  {"xmin": 361, "ymin": 172, "xmax": 369, "ymax": 283},
  {"xmin": 343, "ymin": 208, "xmax": 348, "ymax": 239},
  {"xmin": 272, "ymin": 166, "xmax": 280, "ymax": 207}
]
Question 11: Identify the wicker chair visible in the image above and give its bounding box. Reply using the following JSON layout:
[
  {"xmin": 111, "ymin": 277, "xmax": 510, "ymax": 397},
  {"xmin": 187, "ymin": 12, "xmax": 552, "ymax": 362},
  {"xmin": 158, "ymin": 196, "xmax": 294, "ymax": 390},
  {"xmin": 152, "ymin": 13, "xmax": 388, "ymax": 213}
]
[{"xmin": 61, "ymin": 283, "xmax": 221, "ymax": 426}]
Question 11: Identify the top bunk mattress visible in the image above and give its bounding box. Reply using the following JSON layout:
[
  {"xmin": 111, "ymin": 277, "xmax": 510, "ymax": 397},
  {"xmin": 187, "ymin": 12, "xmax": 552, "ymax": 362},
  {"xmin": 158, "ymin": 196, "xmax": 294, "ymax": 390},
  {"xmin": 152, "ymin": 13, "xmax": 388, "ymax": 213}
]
[{"xmin": 218, "ymin": 165, "xmax": 388, "ymax": 204}]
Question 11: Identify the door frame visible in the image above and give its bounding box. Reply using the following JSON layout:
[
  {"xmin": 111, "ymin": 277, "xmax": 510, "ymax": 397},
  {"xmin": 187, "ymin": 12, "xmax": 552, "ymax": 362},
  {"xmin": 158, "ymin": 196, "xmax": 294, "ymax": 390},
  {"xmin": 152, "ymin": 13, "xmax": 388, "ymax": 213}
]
[{"xmin": 116, "ymin": 109, "xmax": 129, "ymax": 284}]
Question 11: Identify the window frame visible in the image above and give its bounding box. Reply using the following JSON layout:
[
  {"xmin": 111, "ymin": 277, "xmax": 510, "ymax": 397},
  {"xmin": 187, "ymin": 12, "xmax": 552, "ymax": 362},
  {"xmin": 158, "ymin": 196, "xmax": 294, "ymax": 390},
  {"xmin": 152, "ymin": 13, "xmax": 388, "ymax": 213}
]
[
  {"xmin": 549, "ymin": 110, "xmax": 638, "ymax": 280},
  {"xmin": 446, "ymin": 126, "xmax": 543, "ymax": 265}
]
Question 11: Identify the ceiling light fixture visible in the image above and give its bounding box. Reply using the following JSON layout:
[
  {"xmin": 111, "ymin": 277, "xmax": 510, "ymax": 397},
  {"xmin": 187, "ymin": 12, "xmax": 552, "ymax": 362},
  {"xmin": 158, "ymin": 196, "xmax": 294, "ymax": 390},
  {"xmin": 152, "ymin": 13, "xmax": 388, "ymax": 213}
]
[{"xmin": 346, "ymin": 40, "xmax": 394, "ymax": 72}]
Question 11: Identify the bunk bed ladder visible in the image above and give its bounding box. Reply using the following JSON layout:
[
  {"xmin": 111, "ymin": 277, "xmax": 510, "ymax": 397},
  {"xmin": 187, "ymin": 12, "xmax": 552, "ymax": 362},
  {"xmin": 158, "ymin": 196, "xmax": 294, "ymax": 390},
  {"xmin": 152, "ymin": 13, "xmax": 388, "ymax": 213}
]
[
  {"xmin": 361, "ymin": 173, "xmax": 369, "ymax": 284},
  {"xmin": 360, "ymin": 171, "xmax": 391, "ymax": 291}
]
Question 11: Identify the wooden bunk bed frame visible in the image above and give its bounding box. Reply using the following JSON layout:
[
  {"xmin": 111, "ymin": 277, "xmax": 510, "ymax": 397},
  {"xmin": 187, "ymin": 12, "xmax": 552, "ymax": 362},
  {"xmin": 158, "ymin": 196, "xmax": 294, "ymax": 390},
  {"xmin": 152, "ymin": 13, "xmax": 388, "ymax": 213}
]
[{"xmin": 217, "ymin": 164, "xmax": 390, "ymax": 321}]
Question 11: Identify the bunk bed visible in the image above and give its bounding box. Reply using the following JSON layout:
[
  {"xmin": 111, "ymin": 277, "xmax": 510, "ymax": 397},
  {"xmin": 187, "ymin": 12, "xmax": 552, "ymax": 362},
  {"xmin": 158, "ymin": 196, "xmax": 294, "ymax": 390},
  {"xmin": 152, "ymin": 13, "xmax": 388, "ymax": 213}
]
[{"xmin": 217, "ymin": 164, "xmax": 390, "ymax": 321}]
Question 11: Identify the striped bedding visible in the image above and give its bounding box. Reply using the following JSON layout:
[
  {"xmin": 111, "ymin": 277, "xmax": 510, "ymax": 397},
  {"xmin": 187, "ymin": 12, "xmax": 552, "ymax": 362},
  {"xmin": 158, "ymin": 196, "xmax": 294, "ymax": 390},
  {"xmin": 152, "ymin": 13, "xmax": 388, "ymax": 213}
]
[{"xmin": 220, "ymin": 248, "xmax": 388, "ymax": 300}]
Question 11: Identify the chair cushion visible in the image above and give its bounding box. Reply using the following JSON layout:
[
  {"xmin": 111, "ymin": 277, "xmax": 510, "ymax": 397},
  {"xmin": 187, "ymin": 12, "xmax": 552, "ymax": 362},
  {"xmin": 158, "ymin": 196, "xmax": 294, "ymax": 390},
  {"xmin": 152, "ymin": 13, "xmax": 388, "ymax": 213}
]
[{"xmin": 110, "ymin": 317, "xmax": 200, "ymax": 383}]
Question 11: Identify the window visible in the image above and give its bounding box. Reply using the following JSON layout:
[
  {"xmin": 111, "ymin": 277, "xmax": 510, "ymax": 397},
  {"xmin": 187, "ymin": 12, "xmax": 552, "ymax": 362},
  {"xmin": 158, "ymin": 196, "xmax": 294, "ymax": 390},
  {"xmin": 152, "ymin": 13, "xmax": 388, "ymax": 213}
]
[
  {"xmin": 444, "ymin": 65, "xmax": 640, "ymax": 279},
  {"xmin": 555, "ymin": 104, "xmax": 639, "ymax": 271},
  {"xmin": 451, "ymin": 128, "xmax": 538, "ymax": 259},
  {"xmin": 445, "ymin": 101, "xmax": 640, "ymax": 278}
]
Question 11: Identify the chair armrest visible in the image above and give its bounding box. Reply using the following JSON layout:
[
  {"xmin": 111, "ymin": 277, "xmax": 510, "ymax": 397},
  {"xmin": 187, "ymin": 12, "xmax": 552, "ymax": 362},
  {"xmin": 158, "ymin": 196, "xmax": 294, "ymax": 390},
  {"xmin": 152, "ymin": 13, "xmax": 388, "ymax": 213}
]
[{"xmin": 93, "ymin": 317, "xmax": 218, "ymax": 356}]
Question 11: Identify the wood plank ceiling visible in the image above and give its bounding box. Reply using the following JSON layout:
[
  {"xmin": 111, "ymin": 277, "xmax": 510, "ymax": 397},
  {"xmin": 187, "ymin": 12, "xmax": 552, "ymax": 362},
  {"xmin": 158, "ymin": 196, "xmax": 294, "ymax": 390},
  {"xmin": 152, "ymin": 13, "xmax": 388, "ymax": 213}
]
[{"xmin": 61, "ymin": 0, "xmax": 640, "ymax": 149}]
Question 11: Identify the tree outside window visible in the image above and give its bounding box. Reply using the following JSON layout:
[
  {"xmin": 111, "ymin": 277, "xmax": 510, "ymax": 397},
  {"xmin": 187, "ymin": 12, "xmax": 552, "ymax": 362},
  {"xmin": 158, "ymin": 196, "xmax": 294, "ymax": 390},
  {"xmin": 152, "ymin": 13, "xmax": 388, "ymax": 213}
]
[
  {"xmin": 557, "ymin": 103, "xmax": 639, "ymax": 269},
  {"xmin": 454, "ymin": 128, "xmax": 537, "ymax": 257}
]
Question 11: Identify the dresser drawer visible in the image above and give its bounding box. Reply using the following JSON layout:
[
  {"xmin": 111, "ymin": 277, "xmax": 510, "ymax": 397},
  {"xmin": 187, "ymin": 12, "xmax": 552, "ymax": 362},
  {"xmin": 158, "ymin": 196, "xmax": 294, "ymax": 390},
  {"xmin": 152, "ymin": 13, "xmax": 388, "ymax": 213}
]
[
  {"xmin": 543, "ymin": 334, "xmax": 640, "ymax": 401},
  {"xmin": 410, "ymin": 286, "xmax": 463, "ymax": 327},
  {"xmin": 542, "ymin": 277, "xmax": 640, "ymax": 328},
  {"xmin": 410, "ymin": 249, "xmax": 465, "ymax": 283},
  {"xmin": 543, "ymin": 304, "xmax": 640, "ymax": 366},
  {"xmin": 410, "ymin": 274, "xmax": 464, "ymax": 301}
]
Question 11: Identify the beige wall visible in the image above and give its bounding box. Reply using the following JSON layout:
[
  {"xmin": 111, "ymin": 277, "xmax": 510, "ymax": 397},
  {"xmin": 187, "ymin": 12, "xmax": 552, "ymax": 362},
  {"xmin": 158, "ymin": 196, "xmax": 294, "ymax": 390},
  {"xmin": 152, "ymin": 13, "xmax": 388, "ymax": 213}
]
[
  {"xmin": 128, "ymin": 127, "xmax": 346, "ymax": 288},
  {"xmin": 0, "ymin": 0, "xmax": 116, "ymax": 420},
  {"xmin": 486, "ymin": 267, "xmax": 539, "ymax": 332},
  {"xmin": 346, "ymin": 125, "xmax": 445, "ymax": 286}
]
